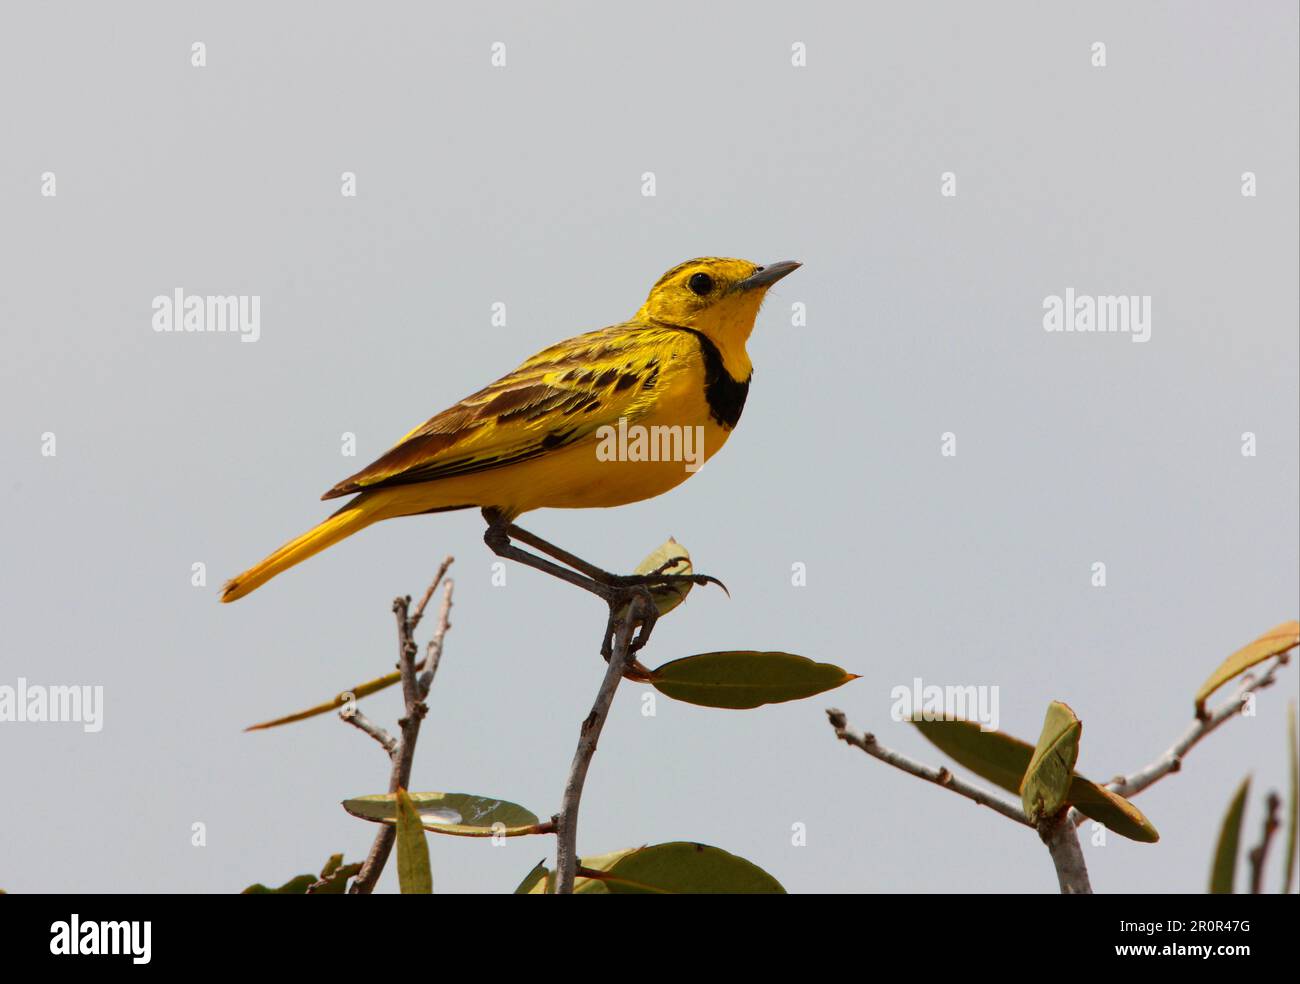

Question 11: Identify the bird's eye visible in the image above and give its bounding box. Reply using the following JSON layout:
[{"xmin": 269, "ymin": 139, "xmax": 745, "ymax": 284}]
[{"xmin": 687, "ymin": 272, "xmax": 714, "ymax": 296}]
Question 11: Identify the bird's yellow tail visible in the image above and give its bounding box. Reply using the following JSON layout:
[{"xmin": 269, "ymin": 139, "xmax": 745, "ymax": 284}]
[{"xmin": 220, "ymin": 494, "xmax": 389, "ymax": 603}]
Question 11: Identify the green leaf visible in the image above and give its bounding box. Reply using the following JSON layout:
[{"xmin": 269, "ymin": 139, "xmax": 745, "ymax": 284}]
[
  {"xmin": 911, "ymin": 717, "xmax": 1034, "ymax": 793},
  {"xmin": 621, "ymin": 538, "xmax": 695, "ymax": 618},
  {"xmin": 1194, "ymin": 621, "xmax": 1299, "ymax": 717},
  {"xmin": 1069, "ymin": 781, "xmax": 1160, "ymax": 844},
  {"xmin": 240, "ymin": 852, "xmax": 361, "ymax": 894},
  {"xmin": 308, "ymin": 866, "xmax": 361, "ymax": 894},
  {"xmin": 598, "ymin": 843, "xmax": 785, "ymax": 894},
  {"xmin": 514, "ymin": 860, "xmax": 551, "ymax": 895},
  {"xmin": 1210, "ymin": 776, "xmax": 1251, "ymax": 894},
  {"xmin": 569, "ymin": 849, "xmax": 638, "ymax": 894},
  {"xmin": 1284, "ymin": 702, "xmax": 1297, "ymax": 894},
  {"xmin": 517, "ymin": 849, "xmax": 637, "ymax": 894},
  {"xmin": 650, "ymin": 651, "xmax": 858, "ymax": 709},
  {"xmin": 240, "ymin": 874, "xmax": 315, "ymax": 895},
  {"xmin": 307, "ymin": 854, "xmax": 361, "ymax": 894},
  {"xmin": 395, "ymin": 788, "xmax": 433, "ymax": 895},
  {"xmin": 911, "ymin": 718, "xmax": 1158, "ymax": 842},
  {"xmin": 343, "ymin": 791, "xmax": 544, "ymax": 837},
  {"xmin": 518, "ymin": 845, "xmax": 785, "ymax": 894},
  {"xmin": 1020, "ymin": 701, "xmax": 1082, "ymax": 824}
]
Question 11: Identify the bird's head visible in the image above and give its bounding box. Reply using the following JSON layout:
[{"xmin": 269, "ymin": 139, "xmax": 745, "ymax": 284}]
[{"xmin": 636, "ymin": 257, "xmax": 800, "ymax": 380}]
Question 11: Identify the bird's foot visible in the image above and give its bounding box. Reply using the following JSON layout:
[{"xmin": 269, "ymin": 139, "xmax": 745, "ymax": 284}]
[
  {"xmin": 600, "ymin": 583, "xmax": 661, "ymax": 663},
  {"xmin": 607, "ymin": 570, "xmax": 729, "ymax": 596}
]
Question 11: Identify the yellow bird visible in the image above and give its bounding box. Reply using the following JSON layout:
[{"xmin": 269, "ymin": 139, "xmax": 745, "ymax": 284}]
[{"xmin": 220, "ymin": 257, "xmax": 800, "ymax": 604}]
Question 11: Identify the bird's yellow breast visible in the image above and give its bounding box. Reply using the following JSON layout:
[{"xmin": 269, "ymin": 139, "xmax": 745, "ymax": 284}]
[{"xmin": 414, "ymin": 346, "xmax": 739, "ymax": 517}]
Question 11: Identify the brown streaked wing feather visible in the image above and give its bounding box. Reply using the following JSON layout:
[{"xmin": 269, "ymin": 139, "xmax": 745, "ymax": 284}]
[{"xmin": 321, "ymin": 323, "xmax": 677, "ymax": 499}]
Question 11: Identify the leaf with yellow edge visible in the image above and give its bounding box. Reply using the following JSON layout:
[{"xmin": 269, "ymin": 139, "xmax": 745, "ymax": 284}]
[
  {"xmin": 619, "ymin": 538, "xmax": 694, "ymax": 619},
  {"xmin": 1020, "ymin": 701, "xmax": 1081, "ymax": 823},
  {"xmin": 395, "ymin": 788, "xmax": 432, "ymax": 895},
  {"xmin": 343, "ymin": 791, "xmax": 545, "ymax": 837},
  {"xmin": 650, "ymin": 651, "xmax": 857, "ymax": 709},
  {"xmin": 911, "ymin": 718, "xmax": 1158, "ymax": 842},
  {"xmin": 1209, "ymin": 776, "xmax": 1251, "ymax": 894},
  {"xmin": 245, "ymin": 668, "xmax": 410, "ymax": 732},
  {"xmin": 1194, "ymin": 621, "xmax": 1299, "ymax": 717},
  {"xmin": 1284, "ymin": 702, "xmax": 1297, "ymax": 894},
  {"xmin": 1069, "ymin": 780, "xmax": 1159, "ymax": 843}
]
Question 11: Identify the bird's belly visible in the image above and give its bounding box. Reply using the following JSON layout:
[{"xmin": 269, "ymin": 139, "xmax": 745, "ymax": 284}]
[
  {"xmin": 471, "ymin": 412, "xmax": 734, "ymax": 515},
  {"xmin": 531, "ymin": 419, "xmax": 730, "ymax": 510}
]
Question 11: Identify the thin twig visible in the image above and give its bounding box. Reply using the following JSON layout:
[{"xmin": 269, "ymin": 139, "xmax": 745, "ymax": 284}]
[
  {"xmin": 825, "ymin": 709, "xmax": 1031, "ymax": 827},
  {"xmin": 1070, "ymin": 655, "xmax": 1290, "ymax": 828},
  {"xmin": 410, "ymin": 556, "xmax": 454, "ymax": 633},
  {"xmin": 554, "ymin": 598, "xmax": 643, "ymax": 894},
  {"xmin": 419, "ymin": 579, "xmax": 454, "ymax": 699},
  {"xmin": 1247, "ymin": 792, "xmax": 1282, "ymax": 894},
  {"xmin": 349, "ymin": 558, "xmax": 455, "ymax": 894},
  {"xmin": 340, "ymin": 706, "xmax": 398, "ymax": 756}
]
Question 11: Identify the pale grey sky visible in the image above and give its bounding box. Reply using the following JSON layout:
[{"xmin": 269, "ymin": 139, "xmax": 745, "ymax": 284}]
[{"xmin": 1, "ymin": 0, "xmax": 1296, "ymax": 893}]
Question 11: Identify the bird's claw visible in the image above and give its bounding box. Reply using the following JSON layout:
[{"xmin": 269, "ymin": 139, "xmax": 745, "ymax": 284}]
[{"xmin": 609, "ymin": 571, "xmax": 729, "ymax": 597}]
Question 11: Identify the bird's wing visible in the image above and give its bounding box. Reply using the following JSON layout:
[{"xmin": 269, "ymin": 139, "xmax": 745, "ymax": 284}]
[{"xmin": 322, "ymin": 323, "xmax": 685, "ymax": 499}]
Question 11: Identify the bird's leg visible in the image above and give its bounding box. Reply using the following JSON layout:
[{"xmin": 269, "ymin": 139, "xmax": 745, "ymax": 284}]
[
  {"xmin": 482, "ymin": 509, "xmax": 613, "ymax": 601},
  {"xmin": 484, "ymin": 509, "xmax": 667, "ymax": 660},
  {"xmin": 505, "ymin": 522, "xmax": 620, "ymax": 582}
]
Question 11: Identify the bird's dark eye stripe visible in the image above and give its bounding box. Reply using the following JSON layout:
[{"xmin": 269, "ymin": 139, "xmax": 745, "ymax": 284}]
[{"xmin": 688, "ymin": 272, "xmax": 714, "ymax": 296}]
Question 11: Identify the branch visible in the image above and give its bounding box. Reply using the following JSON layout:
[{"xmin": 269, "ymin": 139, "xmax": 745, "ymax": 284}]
[
  {"xmin": 826, "ymin": 709, "xmax": 1031, "ymax": 828},
  {"xmin": 827, "ymin": 709, "xmax": 1096, "ymax": 893},
  {"xmin": 1039, "ymin": 812, "xmax": 1093, "ymax": 894},
  {"xmin": 410, "ymin": 556, "xmax": 454, "ymax": 633},
  {"xmin": 419, "ymin": 578, "xmax": 454, "ymax": 698},
  {"xmin": 340, "ymin": 707, "xmax": 398, "ymax": 755},
  {"xmin": 1071, "ymin": 654, "xmax": 1290, "ymax": 828},
  {"xmin": 553, "ymin": 597, "xmax": 643, "ymax": 894},
  {"xmin": 348, "ymin": 557, "xmax": 455, "ymax": 895},
  {"xmin": 1247, "ymin": 791, "xmax": 1282, "ymax": 895}
]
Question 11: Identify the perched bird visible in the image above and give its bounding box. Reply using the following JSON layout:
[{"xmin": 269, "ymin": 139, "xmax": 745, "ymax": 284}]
[{"xmin": 220, "ymin": 256, "xmax": 799, "ymax": 603}]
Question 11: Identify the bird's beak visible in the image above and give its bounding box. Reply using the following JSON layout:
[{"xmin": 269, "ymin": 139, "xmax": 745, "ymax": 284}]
[{"xmin": 736, "ymin": 260, "xmax": 802, "ymax": 291}]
